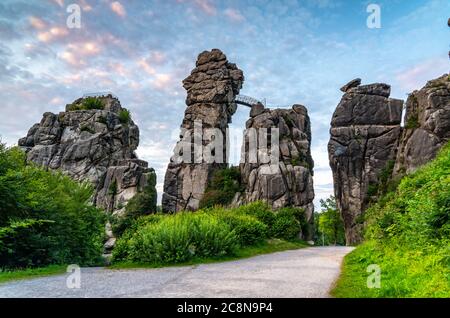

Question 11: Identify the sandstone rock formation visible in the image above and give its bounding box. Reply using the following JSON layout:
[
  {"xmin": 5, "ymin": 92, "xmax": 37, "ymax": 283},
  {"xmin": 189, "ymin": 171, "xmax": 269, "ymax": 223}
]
[
  {"xmin": 19, "ymin": 94, "xmax": 156, "ymax": 216},
  {"xmin": 394, "ymin": 74, "xmax": 450, "ymax": 175},
  {"xmin": 162, "ymin": 49, "xmax": 244, "ymax": 212},
  {"xmin": 328, "ymin": 80, "xmax": 403, "ymax": 244},
  {"xmin": 236, "ymin": 104, "xmax": 315, "ymax": 239}
]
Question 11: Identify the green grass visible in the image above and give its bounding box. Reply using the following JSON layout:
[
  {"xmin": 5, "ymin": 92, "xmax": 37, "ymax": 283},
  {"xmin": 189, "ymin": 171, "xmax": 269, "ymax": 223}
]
[
  {"xmin": 110, "ymin": 238, "xmax": 307, "ymax": 270},
  {"xmin": 0, "ymin": 265, "xmax": 66, "ymax": 284},
  {"xmin": 331, "ymin": 241, "xmax": 450, "ymax": 298}
]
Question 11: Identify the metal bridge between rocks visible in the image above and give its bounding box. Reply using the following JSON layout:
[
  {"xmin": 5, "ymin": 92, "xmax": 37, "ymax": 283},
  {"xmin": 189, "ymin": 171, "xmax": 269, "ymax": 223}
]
[{"xmin": 235, "ymin": 95, "xmax": 263, "ymax": 107}]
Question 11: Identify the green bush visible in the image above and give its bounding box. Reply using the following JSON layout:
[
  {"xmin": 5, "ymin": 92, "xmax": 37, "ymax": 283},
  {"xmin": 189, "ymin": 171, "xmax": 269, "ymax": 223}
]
[
  {"xmin": 405, "ymin": 113, "xmax": 419, "ymax": 129},
  {"xmin": 118, "ymin": 109, "xmax": 131, "ymax": 125},
  {"xmin": 67, "ymin": 97, "xmax": 104, "ymax": 111},
  {"xmin": 111, "ymin": 174, "xmax": 157, "ymax": 237},
  {"xmin": 216, "ymin": 213, "xmax": 267, "ymax": 246},
  {"xmin": 0, "ymin": 144, "xmax": 105, "ymax": 269},
  {"xmin": 271, "ymin": 208, "xmax": 302, "ymax": 240},
  {"xmin": 112, "ymin": 201, "xmax": 306, "ymax": 265},
  {"xmin": 233, "ymin": 201, "xmax": 275, "ymax": 228},
  {"xmin": 199, "ymin": 166, "xmax": 243, "ymax": 208},
  {"xmin": 114, "ymin": 212, "xmax": 238, "ymax": 264}
]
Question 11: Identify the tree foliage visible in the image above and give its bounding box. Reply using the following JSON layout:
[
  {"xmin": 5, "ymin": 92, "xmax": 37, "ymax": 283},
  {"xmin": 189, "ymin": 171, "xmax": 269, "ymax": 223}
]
[
  {"xmin": 316, "ymin": 196, "xmax": 345, "ymax": 245},
  {"xmin": 0, "ymin": 143, "xmax": 105, "ymax": 269}
]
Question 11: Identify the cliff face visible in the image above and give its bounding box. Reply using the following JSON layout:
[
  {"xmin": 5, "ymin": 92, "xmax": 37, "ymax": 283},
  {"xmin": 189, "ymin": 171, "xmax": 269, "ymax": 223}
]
[
  {"xmin": 236, "ymin": 104, "xmax": 315, "ymax": 239},
  {"xmin": 328, "ymin": 74, "xmax": 450, "ymax": 245},
  {"xmin": 328, "ymin": 80, "xmax": 403, "ymax": 244},
  {"xmin": 18, "ymin": 94, "xmax": 156, "ymax": 216},
  {"xmin": 394, "ymin": 74, "xmax": 450, "ymax": 175},
  {"xmin": 162, "ymin": 49, "xmax": 244, "ymax": 212}
]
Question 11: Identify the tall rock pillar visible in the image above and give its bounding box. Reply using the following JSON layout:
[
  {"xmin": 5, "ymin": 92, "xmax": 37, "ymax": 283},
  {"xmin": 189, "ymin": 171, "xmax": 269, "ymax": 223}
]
[
  {"xmin": 236, "ymin": 104, "xmax": 315, "ymax": 239},
  {"xmin": 328, "ymin": 80, "xmax": 403, "ymax": 244},
  {"xmin": 162, "ymin": 49, "xmax": 244, "ymax": 212}
]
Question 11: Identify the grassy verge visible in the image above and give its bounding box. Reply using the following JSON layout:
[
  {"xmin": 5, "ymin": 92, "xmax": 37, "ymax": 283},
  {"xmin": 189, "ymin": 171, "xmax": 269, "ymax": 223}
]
[
  {"xmin": 331, "ymin": 241, "xmax": 450, "ymax": 298},
  {"xmin": 110, "ymin": 238, "xmax": 308, "ymax": 270},
  {"xmin": 0, "ymin": 265, "xmax": 67, "ymax": 284}
]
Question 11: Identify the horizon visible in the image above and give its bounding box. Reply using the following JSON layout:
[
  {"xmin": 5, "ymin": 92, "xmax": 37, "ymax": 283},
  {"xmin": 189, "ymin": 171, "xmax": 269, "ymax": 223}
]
[{"xmin": 0, "ymin": 0, "xmax": 449, "ymax": 209}]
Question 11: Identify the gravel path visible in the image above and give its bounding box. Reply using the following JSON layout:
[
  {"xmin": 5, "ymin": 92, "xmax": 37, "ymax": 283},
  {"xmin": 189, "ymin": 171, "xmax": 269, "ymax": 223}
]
[{"xmin": 0, "ymin": 246, "xmax": 353, "ymax": 298}]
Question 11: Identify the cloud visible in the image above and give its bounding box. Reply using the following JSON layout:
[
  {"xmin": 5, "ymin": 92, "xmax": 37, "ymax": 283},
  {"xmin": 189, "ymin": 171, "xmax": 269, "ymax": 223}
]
[
  {"xmin": 29, "ymin": 16, "xmax": 46, "ymax": 30},
  {"xmin": 37, "ymin": 27, "xmax": 69, "ymax": 43},
  {"xmin": 111, "ymin": 1, "xmax": 126, "ymax": 17},
  {"xmin": 193, "ymin": 0, "xmax": 217, "ymax": 16},
  {"xmin": 152, "ymin": 73, "xmax": 172, "ymax": 90},
  {"xmin": 138, "ymin": 58, "xmax": 156, "ymax": 75},
  {"xmin": 51, "ymin": 0, "xmax": 64, "ymax": 7},
  {"xmin": 395, "ymin": 57, "xmax": 449, "ymax": 92},
  {"xmin": 224, "ymin": 8, "xmax": 245, "ymax": 22}
]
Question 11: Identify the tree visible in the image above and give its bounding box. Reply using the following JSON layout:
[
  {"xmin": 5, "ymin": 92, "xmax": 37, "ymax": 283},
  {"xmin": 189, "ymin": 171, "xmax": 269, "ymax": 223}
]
[{"xmin": 317, "ymin": 196, "xmax": 345, "ymax": 246}]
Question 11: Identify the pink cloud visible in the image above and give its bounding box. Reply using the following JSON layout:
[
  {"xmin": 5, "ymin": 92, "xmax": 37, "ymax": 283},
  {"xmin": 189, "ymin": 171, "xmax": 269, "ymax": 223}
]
[
  {"xmin": 138, "ymin": 58, "xmax": 156, "ymax": 75},
  {"xmin": 111, "ymin": 1, "xmax": 126, "ymax": 17},
  {"xmin": 51, "ymin": 0, "xmax": 64, "ymax": 7},
  {"xmin": 29, "ymin": 16, "xmax": 46, "ymax": 30},
  {"xmin": 395, "ymin": 57, "xmax": 449, "ymax": 92},
  {"xmin": 59, "ymin": 42, "xmax": 102, "ymax": 67},
  {"xmin": 152, "ymin": 73, "xmax": 176, "ymax": 91},
  {"xmin": 194, "ymin": 0, "xmax": 216, "ymax": 15},
  {"xmin": 178, "ymin": 0, "xmax": 216, "ymax": 16},
  {"xmin": 224, "ymin": 8, "xmax": 245, "ymax": 22},
  {"xmin": 37, "ymin": 27, "xmax": 69, "ymax": 42}
]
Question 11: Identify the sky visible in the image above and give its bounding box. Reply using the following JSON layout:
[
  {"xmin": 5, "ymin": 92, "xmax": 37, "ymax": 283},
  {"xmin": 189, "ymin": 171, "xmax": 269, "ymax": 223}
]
[{"xmin": 0, "ymin": 0, "xmax": 449, "ymax": 209}]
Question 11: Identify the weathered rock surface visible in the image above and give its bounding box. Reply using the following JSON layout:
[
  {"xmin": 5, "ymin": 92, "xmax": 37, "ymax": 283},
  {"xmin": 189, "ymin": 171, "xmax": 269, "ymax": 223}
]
[
  {"xmin": 236, "ymin": 104, "xmax": 315, "ymax": 239},
  {"xmin": 162, "ymin": 49, "xmax": 244, "ymax": 212},
  {"xmin": 394, "ymin": 74, "xmax": 450, "ymax": 175},
  {"xmin": 328, "ymin": 82, "xmax": 403, "ymax": 244},
  {"xmin": 18, "ymin": 94, "xmax": 156, "ymax": 216}
]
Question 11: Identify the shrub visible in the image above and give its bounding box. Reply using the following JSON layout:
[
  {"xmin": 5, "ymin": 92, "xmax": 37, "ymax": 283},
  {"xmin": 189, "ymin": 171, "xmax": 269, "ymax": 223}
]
[
  {"xmin": 233, "ymin": 201, "xmax": 275, "ymax": 227},
  {"xmin": 82, "ymin": 97, "xmax": 104, "ymax": 110},
  {"xmin": 215, "ymin": 213, "xmax": 267, "ymax": 246},
  {"xmin": 405, "ymin": 113, "xmax": 419, "ymax": 129},
  {"xmin": 199, "ymin": 166, "xmax": 242, "ymax": 208},
  {"xmin": 114, "ymin": 212, "xmax": 238, "ymax": 264},
  {"xmin": 271, "ymin": 208, "xmax": 302, "ymax": 240},
  {"xmin": 118, "ymin": 109, "xmax": 131, "ymax": 125},
  {"xmin": 112, "ymin": 201, "xmax": 306, "ymax": 265},
  {"xmin": 67, "ymin": 97, "xmax": 104, "ymax": 111},
  {"xmin": 111, "ymin": 180, "xmax": 157, "ymax": 237},
  {"xmin": 0, "ymin": 145, "xmax": 105, "ymax": 268}
]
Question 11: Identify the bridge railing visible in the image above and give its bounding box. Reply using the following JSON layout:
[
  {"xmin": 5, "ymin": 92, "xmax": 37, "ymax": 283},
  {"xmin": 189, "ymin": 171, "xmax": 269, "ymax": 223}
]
[
  {"xmin": 235, "ymin": 94, "xmax": 262, "ymax": 107},
  {"xmin": 83, "ymin": 91, "xmax": 118, "ymax": 99}
]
